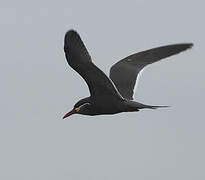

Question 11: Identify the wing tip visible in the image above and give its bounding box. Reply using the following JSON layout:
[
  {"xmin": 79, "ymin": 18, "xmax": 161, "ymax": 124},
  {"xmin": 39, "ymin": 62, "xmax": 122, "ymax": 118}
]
[
  {"xmin": 64, "ymin": 29, "xmax": 79, "ymax": 41},
  {"xmin": 183, "ymin": 43, "xmax": 194, "ymax": 49},
  {"xmin": 174, "ymin": 43, "xmax": 194, "ymax": 51},
  {"xmin": 65, "ymin": 29, "xmax": 78, "ymax": 35},
  {"xmin": 64, "ymin": 29, "xmax": 81, "ymax": 53}
]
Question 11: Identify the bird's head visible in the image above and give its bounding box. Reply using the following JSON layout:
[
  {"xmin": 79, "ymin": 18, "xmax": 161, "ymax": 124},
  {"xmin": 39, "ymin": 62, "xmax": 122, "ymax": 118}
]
[{"xmin": 62, "ymin": 98, "xmax": 92, "ymax": 119}]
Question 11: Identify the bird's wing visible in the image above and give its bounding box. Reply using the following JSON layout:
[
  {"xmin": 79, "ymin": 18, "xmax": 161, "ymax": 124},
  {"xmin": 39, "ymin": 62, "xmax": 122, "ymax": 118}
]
[
  {"xmin": 109, "ymin": 43, "xmax": 193, "ymax": 100},
  {"xmin": 64, "ymin": 30, "xmax": 122, "ymax": 98}
]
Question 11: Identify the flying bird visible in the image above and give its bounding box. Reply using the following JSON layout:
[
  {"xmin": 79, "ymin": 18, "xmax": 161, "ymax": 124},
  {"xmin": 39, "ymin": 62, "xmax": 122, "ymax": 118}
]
[{"xmin": 63, "ymin": 30, "xmax": 193, "ymax": 119}]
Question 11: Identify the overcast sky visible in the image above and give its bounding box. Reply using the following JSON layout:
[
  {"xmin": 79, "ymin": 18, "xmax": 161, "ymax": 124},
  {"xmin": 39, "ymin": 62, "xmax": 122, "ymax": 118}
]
[{"xmin": 0, "ymin": 0, "xmax": 204, "ymax": 179}]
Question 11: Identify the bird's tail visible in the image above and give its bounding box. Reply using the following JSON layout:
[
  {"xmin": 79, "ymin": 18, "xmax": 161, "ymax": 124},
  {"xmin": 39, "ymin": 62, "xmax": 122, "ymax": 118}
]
[
  {"xmin": 127, "ymin": 101, "xmax": 170, "ymax": 110},
  {"xmin": 132, "ymin": 102, "xmax": 170, "ymax": 109},
  {"xmin": 147, "ymin": 105, "xmax": 170, "ymax": 109}
]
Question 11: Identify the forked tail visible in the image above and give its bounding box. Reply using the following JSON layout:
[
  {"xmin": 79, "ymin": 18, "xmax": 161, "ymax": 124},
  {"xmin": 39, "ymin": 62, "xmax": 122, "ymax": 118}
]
[
  {"xmin": 126, "ymin": 101, "xmax": 170, "ymax": 111},
  {"xmin": 147, "ymin": 105, "xmax": 170, "ymax": 109},
  {"xmin": 130, "ymin": 101, "xmax": 170, "ymax": 110}
]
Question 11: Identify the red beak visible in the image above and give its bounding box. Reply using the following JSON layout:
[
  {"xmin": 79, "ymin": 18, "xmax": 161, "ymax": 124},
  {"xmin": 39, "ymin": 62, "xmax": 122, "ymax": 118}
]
[{"xmin": 62, "ymin": 109, "xmax": 76, "ymax": 119}]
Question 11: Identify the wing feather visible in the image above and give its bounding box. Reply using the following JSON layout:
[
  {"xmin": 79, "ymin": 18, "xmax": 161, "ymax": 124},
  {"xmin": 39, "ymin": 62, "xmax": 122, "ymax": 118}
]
[
  {"xmin": 110, "ymin": 43, "xmax": 193, "ymax": 100},
  {"xmin": 64, "ymin": 30, "xmax": 122, "ymax": 98}
]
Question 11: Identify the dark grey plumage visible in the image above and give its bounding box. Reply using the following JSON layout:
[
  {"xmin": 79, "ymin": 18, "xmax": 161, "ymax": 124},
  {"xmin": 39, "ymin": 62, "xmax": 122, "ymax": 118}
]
[
  {"xmin": 110, "ymin": 43, "xmax": 193, "ymax": 100},
  {"xmin": 63, "ymin": 30, "xmax": 193, "ymax": 119},
  {"xmin": 64, "ymin": 31, "xmax": 122, "ymax": 98}
]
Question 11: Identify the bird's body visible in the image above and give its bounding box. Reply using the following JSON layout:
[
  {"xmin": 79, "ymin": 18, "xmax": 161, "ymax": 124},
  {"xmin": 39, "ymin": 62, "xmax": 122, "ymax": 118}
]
[
  {"xmin": 62, "ymin": 30, "xmax": 193, "ymax": 119},
  {"xmin": 75, "ymin": 96, "xmax": 125, "ymax": 115}
]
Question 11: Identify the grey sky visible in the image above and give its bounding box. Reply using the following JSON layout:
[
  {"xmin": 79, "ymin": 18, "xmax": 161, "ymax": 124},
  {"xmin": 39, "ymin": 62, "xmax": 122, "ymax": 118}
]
[{"xmin": 0, "ymin": 0, "xmax": 204, "ymax": 179}]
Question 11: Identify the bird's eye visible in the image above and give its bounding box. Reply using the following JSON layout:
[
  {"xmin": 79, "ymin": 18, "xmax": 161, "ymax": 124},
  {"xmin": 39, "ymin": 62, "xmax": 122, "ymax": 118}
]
[
  {"xmin": 75, "ymin": 107, "xmax": 80, "ymax": 112},
  {"xmin": 76, "ymin": 103, "xmax": 91, "ymax": 112}
]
